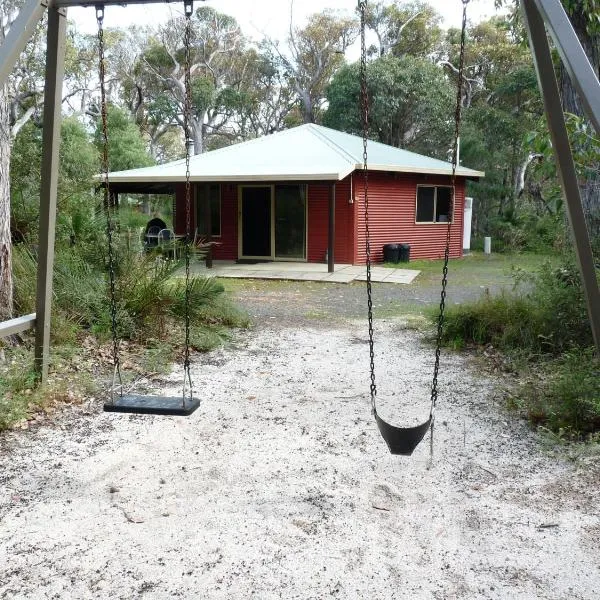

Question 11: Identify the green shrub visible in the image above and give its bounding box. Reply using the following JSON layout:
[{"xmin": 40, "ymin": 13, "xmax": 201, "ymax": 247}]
[
  {"xmin": 12, "ymin": 237, "xmax": 244, "ymax": 344},
  {"xmin": 436, "ymin": 257, "xmax": 598, "ymax": 434},
  {"xmin": 439, "ymin": 259, "xmax": 593, "ymax": 355},
  {"xmin": 518, "ymin": 349, "xmax": 600, "ymax": 435},
  {"xmin": 473, "ymin": 212, "xmax": 565, "ymax": 255}
]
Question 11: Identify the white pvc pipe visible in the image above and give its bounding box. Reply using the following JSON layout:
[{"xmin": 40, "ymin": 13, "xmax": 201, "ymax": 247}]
[
  {"xmin": 463, "ymin": 197, "xmax": 473, "ymax": 252},
  {"xmin": 484, "ymin": 236, "xmax": 492, "ymax": 254}
]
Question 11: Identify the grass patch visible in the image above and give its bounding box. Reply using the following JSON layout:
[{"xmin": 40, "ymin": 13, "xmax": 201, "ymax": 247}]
[
  {"xmin": 0, "ymin": 350, "xmax": 38, "ymax": 429},
  {"xmin": 386, "ymin": 251, "xmax": 559, "ymax": 288},
  {"xmin": 0, "ymin": 346, "xmax": 98, "ymax": 431}
]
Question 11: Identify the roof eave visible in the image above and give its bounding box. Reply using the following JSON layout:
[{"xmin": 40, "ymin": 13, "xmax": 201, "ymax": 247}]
[
  {"xmin": 100, "ymin": 169, "xmax": 354, "ymax": 184},
  {"xmin": 356, "ymin": 163, "xmax": 485, "ymax": 179}
]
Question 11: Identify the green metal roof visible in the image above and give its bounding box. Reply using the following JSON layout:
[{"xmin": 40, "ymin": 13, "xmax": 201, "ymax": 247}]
[{"xmin": 106, "ymin": 124, "xmax": 484, "ymax": 184}]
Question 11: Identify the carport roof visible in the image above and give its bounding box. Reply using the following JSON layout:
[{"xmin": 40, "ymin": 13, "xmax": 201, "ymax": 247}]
[{"xmin": 105, "ymin": 123, "xmax": 484, "ymax": 186}]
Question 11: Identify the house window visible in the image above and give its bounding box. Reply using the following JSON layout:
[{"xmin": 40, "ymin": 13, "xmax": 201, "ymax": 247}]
[
  {"xmin": 196, "ymin": 184, "xmax": 221, "ymax": 237},
  {"xmin": 415, "ymin": 185, "xmax": 454, "ymax": 223}
]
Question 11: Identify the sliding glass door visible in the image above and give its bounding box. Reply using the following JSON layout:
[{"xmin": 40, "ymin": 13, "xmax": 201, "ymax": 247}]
[
  {"xmin": 239, "ymin": 184, "xmax": 307, "ymax": 261},
  {"xmin": 274, "ymin": 185, "xmax": 306, "ymax": 260}
]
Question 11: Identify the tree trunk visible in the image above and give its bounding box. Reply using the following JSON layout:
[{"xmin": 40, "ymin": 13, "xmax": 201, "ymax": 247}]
[
  {"xmin": 559, "ymin": 4, "xmax": 600, "ymax": 244},
  {"xmin": 0, "ymin": 86, "xmax": 13, "ymax": 320},
  {"xmin": 298, "ymin": 89, "xmax": 314, "ymax": 124},
  {"xmin": 191, "ymin": 118, "xmax": 203, "ymax": 155}
]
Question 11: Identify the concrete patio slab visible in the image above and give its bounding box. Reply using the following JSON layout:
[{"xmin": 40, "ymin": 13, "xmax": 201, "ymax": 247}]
[
  {"xmin": 321, "ymin": 273, "xmax": 358, "ymax": 283},
  {"xmin": 190, "ymin": 261, "xmax": 420, "ymax": 285}
]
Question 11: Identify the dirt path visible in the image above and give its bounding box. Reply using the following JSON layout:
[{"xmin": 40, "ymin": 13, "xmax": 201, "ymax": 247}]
[{"xmin": 0, "ymin": 302, "xmax": 599, "ymax": 598}]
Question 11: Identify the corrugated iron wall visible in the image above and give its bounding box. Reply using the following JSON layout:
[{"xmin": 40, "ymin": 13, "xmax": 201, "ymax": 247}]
[
  {"xmin": 213, "ymin": 184, "xmax": 238, "ymax": 260},
  {"xmin": 307, "ymin": 178, "xmax": 354, "ymax": 264},
  {"xmin": 174, "ymin": 183, "xmax": 238, "ymax": 260},
  {"xmin": 354, "ymin": 172, "xmax": 465, "ymax": 263},
  {"xmin": 174, "ymin": 173, "xmax": 463, "ymax": 264},
  {"xmin": 173, "ymin": 183, "xmax": 186, "ymax": 235}
]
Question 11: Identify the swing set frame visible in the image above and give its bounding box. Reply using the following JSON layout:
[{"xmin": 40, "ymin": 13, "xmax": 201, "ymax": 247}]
[{"xmin": 0, "ymin": 0, "xmax": 599, "ymax": 384}]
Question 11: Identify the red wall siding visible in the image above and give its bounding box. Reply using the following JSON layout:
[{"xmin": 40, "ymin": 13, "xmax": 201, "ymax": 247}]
[
  {"xmin": 174, "ymin": 184, "xmax": 187, "ymax": 235},
  {"xmin": 174, "ymin": 183, "xmax": 238, "ymax": 259},
  {"xmin": 354, "ymin": 172, "xmax": 465, "ymax": 263},
  {"xmin": 174, "ymin": 173, "xmax": 463, "ymax": 264},
  {"xmin": 307, "ymin": 178, "xmax": 354, "ymax": 264},
  {"xmin": 213, "ymin": 184, "xmax": 238, "ymax": 260}
]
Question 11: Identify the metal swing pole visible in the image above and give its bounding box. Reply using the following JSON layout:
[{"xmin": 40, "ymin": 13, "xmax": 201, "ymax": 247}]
[
  {"xmin": 0, "ymin": 0, "xmax": 206, "ymax": 381},
  {"xmin": 522, "ymin": 0, "xmax": 600, "ymax": 355},
  {"xmin": 34, "ymin": 5, "xmax": 68, "ymax": 381}
]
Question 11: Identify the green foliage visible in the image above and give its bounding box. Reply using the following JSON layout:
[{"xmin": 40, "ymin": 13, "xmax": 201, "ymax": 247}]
[
  {"xmin": 527, "ymin": 113, "xmax": 600, "ymax": 249},
  {"xmin": 11, "ymin": 117, "xmax": 100, "ymax": 245},
  {"xmin": 472, "ymin": 211, "xmax": 564, "ymax": 254},
  {"xmin": 12, "ymin": 246, "xmax": 37, "ymax": 314},
  {"xmin": 94, "ymin": 105, "xmax": 154, "ymax": 172},
  {"xmin": 192, "ymin": 77, "xmax": 217, "ymax": 114},
  {"xmin": 324, "ymin": 55, "xmax": 453, "ymax": 157},
  {"xmin": 561, "ymin": 0, "xmax": 600, "ymax": 36},
  {"xmin": 364, "ymin": 0, "xmax": 443, "ymax": 58},
  {"xmin": 437, "ymin": 257, "xmax": 598, "ymax": 434},
  {"xmin": 284, "ymin": 9, "xmax": 358, "ymax": 123},
  {"xmin": 518, "ymin": 349, "xmax": 600, "ymax": 435},
  {"xmin": 440, "ymin": 260, "xmax": 592, "ymax": 355}
]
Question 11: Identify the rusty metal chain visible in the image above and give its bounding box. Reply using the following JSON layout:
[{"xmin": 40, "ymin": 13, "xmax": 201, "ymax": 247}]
[
  {"xmin": 182, "ymin": 0, "xmax": 194, "ymax": 403},
  {"xmin": 96, "ymin": 5, "xmax": 122, "ymax": 399},
  {"xmin": 358, "ymin": 0, "xmax": 377, "ymax": 414},
  {"xmin": 430, "ymin": 0, "xmax": 470, "ymax": 421}
]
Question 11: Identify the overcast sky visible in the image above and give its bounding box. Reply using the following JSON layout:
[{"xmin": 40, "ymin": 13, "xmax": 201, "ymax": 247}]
[{"xmin": 69, "ymin": 0, "xmax": 501, "ymax": 42}]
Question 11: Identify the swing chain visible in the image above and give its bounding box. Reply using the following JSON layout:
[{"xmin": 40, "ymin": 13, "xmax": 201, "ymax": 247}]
[
  {"xmin": 358, "ymin": 0, "xmax": 376, "ymax": 413},
  {"xmin": 182, "ymin": 0, "xmax": 194, "ymax": 402},
  {"xmin": 429, "ymin": 0, "xmax": 469, "ymax": 422},
  {"xmin": 96, "ymin": 5, "xmax": 122, "ymax": 399}
]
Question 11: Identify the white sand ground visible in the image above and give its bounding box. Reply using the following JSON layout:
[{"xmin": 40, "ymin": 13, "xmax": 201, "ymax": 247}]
[{"xmin": 0, "ymin": 320, "xmax": 598, "ymax": 599}]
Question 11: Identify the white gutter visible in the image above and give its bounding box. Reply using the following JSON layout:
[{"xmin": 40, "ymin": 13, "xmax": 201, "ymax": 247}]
[{"xmin": 101, "ymin": 164, "xmax": 483, "ymax": 185}]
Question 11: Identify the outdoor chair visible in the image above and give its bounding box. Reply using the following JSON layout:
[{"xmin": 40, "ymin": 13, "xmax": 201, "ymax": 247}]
[
  {"xmin": 143, "ymin": 225, "xmax": 161, "ymax": 252},
  {"xmin": 158, "ymin": 228, "xmax": 177, "ymax": 259}
]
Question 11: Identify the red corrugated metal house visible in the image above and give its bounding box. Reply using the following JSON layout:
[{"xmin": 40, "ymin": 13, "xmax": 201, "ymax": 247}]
[{"xmin": 106, "ymin": 124, "xmax": 484, "ymax": 267}]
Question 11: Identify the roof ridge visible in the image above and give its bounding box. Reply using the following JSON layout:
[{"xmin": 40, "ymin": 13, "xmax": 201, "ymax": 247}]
[{"xmin": 306, "ymin": 124, "xmax": 359, "ymax": 165}]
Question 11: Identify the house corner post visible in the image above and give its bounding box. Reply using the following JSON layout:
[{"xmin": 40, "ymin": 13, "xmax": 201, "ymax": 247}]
[
  {"xmin": 34, "ymin": 5, "xmax": 67, "ymax": 382},
  {"xmin": 328, "ymin": 183, "xmax": 335, "ymax": 273},
  {"xmin": 204, "ymin": 183, "xmax": 212, "ymax": 268}
]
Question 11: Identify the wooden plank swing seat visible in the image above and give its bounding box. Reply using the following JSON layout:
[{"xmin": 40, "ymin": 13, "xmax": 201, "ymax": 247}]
[
  {"xmin": 104, "ymin": 395, "xmax": 200, "ymax": 416},
  {"xmin": 96, "ymin": 2, "xmax": 199, "ymax": 418}
]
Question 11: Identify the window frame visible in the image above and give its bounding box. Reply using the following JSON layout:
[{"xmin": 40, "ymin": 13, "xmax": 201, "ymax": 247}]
[
  {"xmin": 415, "ymin": 184, "xmax": 456, "ymax": 225},
  {"xmin": 194, "ymin": 183, "xmax": 222, "ymax": 238}
]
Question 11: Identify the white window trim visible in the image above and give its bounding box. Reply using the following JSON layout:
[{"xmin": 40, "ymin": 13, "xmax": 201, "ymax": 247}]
[{"xmin": 415, "ymin": 184, "xmax": 455, "ymax": 224}]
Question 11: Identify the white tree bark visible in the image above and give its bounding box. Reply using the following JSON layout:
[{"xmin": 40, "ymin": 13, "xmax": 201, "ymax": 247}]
[
  {"xmin": 0, "ymin": 86, "xmax": 13, "ymax": 319},
  {"xmin": 514, "ymin": 152, "xmax": 543, "ymax": 199}
]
